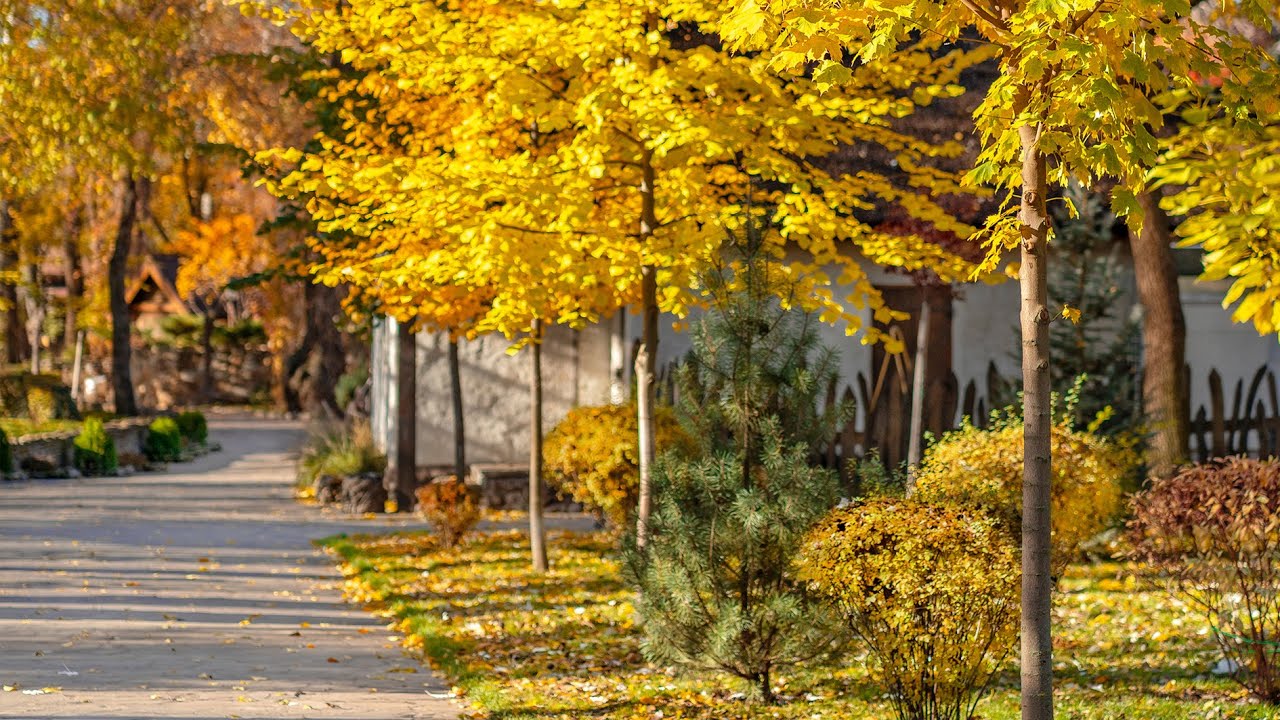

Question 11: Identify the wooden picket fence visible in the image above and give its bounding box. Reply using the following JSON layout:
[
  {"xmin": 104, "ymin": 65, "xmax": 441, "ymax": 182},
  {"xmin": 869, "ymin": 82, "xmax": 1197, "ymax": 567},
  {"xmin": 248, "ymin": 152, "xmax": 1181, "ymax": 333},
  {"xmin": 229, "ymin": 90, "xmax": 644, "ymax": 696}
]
[
  {"xmin": 1189, "ymin": 366, "xmax": 1280, "ymax": 462},
  {"xmin": 654, "ymin": 359, "xmax": 1005, "ymax": 484},
  {"xmin": 657, "ymin": 358, "xmax": 1280, "ymax": 478}
]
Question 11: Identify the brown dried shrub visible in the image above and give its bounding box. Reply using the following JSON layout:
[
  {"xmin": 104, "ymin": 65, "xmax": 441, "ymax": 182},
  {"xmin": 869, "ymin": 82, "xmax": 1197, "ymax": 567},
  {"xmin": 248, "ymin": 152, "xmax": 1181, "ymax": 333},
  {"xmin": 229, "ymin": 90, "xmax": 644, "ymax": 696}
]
[
  {"xmin": 1130, "ymin": 457, "xmax": 1280, "ymax": 702},
  {"xmin": 416, "ymin": 477, "xmax": 480, "ymax": 548}
]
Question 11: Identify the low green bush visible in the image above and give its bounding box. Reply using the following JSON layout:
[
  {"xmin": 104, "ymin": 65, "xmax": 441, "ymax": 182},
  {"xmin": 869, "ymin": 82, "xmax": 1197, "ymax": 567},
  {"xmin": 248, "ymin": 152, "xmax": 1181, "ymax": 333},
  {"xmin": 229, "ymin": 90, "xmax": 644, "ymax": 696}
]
[
  {"xmin": 74, "ymin": 417, "xmax": 118, "ymax": 476},
  {"xmin": 0, "ymin": 426, "xmax": 11, "ymax": 474},
  {"xmin": 176, "ymin": 411, "xmax": 208, "ymax": 445},
  {"xmin": 145, "ymin": 417, "xmax": 183, "ymax": 462}
]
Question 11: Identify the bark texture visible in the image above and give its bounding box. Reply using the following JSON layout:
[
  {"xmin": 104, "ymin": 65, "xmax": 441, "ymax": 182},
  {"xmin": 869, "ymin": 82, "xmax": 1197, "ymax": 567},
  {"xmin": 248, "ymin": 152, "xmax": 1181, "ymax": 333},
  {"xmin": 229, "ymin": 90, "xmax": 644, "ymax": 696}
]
[
  {"xmin": 109, "ymin": 177, "xmax": 139, "ymax": 416},
  {"xmin": 62, "ymin": 208, "xmax": 84, "ymax": 359},
  {"xmin": 635, "ymin": 148, "xmax": 660, "ymax": 548},
  {"xmin": 1019, "ymin": 123, "xmax": 1054, "ymax": 720},
  {"xmin": 391, "ymin": 322, "xmax": 417, "ymax": 511},
  {"xmin": 449, "ymin": 337, "xmax": 467, "ymax": 483},
  {"xmin": 1132, "ymin": 189, "xmax": 1189, "ymax": 477},
  {"xmin": 529, "ymin": 321, "xmax": 548, "ymax": 572},
  {"xmin": 905, "ymin": 295, "xmax": 930, "ymax": 492}
]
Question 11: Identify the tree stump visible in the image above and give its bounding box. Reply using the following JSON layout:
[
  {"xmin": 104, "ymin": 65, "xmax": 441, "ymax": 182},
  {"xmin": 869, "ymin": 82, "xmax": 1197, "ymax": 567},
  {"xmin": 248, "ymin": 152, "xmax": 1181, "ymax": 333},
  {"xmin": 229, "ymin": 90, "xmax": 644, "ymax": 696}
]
[
  {"xmin": 341, "ymin": 473, "xmax": 387, "ymax": 514},
  {"xmin": 314, "ymin": 474, "xmax": 342, "ymax": 505}
]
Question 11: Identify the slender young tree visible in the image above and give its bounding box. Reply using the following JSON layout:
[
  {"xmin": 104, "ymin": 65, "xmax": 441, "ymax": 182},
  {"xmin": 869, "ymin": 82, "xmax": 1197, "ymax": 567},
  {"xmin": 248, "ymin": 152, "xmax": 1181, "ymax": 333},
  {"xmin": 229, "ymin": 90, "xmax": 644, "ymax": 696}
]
[
  {"xmin": 722, "ymin": 2, "xmax": 1280, "ymax": 717},
  {"xmin": 392, "ymin": 321, "xmax": 418, "ymax": 512}
]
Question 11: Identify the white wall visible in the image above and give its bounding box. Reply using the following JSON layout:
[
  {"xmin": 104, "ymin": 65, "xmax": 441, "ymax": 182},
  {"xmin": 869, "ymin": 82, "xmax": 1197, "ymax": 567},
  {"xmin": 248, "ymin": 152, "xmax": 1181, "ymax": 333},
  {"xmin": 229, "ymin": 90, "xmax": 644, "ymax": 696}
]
[
  {"xmin": 951, "ymin": 281, "xmax": 1021, "ymax": 395},
  {"xmin": 371, "ymin": 319, "xmax": 601, "ymax": 467},
  {"xmin": 1181, "ymin": 279, "xmax": 1280, "ymax": 413}
]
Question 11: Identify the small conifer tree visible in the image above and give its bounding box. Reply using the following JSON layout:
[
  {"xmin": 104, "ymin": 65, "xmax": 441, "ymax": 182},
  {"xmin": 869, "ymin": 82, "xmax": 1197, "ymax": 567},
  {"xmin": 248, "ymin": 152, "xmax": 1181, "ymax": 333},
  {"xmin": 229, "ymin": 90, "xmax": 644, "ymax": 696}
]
[{"xmin": 624, "ymin": 227, "xmax": 850, "ymax": 702}]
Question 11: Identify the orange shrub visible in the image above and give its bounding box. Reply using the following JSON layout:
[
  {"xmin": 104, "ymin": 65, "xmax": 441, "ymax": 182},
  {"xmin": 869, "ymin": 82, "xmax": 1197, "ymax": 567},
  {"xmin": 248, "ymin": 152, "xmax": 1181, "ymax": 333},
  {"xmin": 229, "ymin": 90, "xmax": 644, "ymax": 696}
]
[{"xmin": 416, "ymin": 477, "xmax": 480, "ymax": 548}]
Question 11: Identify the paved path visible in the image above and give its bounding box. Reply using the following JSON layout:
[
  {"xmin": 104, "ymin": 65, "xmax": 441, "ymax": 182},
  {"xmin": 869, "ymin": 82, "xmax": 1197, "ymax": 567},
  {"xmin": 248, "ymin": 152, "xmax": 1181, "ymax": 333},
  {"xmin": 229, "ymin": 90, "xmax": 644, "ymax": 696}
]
[{"xmin": 0, "ymin": 417, "xmax": 458, "ymax": 719}]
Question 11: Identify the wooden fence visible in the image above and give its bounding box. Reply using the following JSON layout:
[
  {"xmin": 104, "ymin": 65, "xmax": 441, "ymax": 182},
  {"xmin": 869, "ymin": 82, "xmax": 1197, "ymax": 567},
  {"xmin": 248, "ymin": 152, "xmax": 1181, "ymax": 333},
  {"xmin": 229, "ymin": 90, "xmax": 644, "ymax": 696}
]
[
  {"xmin": 1189, "ymin": 366, "xmax": 1280, "ymax": 462},
  {"xmin": 655, "ymin": 360, "xmax": 1005, "ymax": 484},
  {"xmin": 658, "ymin": 359, "xmax": 1280, "ymax": 479}
]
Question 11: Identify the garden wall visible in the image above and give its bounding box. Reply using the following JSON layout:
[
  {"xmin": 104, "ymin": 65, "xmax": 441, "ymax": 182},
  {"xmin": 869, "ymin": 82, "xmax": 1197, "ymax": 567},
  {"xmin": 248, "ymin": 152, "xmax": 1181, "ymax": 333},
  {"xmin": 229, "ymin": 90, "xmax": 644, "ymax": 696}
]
[
  {"xmin": 10, "ymin": 418, "xmax": 151, "ymax": 471},
  {"xmin": 131, "ymin": 345, "xmax": 274, "ymax": 410}
]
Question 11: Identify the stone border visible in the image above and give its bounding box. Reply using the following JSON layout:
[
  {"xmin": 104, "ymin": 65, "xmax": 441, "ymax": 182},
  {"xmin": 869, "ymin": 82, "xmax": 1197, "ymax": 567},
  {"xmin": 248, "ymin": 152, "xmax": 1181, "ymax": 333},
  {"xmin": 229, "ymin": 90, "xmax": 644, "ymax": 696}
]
[{"xmin": 9, "ymin": 418, "xmax": 152, "ymax": 474}]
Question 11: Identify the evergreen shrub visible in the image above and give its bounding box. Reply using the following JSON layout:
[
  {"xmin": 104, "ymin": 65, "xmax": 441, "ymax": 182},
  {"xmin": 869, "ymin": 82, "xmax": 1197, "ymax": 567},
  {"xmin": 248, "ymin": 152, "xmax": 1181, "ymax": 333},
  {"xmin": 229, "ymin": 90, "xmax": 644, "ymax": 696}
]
[
  {"xmin": 74, "ymin": 417, "xmax": 118, "ymax": 476},
  {"xmin": 1130, "ymin": 458, "xmax": 1280, "ymax": 702},
  {"xmin": 176, "ymin": 411, "xmax": 208, "ymax": 445},
  {"xmin": 0, "ymin": 426, "xmax": 12, "ymax": 475},
  {"xmin": 625, "ymin": 233, "xmax": 850, "ymax": 701},
  {"xmin": 799, "ymin": 499, "xmax": 1019, "ymax": 720},
  {"xmin": 914, "ymin": 417, "xmax": 1134, "ymax": 566},
  {"xmin": 145, "ymin": 417, "xmax": 183, "ymax": 462},
  {"xmin": 544, "ymin": 402, "xmax": 693, "ymax": 529}
]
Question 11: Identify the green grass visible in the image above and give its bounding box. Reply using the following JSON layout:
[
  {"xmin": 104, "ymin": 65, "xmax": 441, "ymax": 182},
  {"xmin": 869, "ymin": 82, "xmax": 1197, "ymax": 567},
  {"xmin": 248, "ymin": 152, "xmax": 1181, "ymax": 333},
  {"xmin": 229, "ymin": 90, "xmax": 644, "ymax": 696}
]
[{"xmin": 321, "ymin": 530, "xmax": 1280, "ymax": 720}]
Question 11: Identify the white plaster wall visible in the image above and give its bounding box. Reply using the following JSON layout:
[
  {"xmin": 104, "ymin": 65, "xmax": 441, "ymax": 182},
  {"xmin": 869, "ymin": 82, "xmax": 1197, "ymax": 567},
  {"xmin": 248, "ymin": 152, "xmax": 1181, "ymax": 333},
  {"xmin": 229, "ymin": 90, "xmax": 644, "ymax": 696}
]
[
  {"xmin": 369, "ymin": 263, "xmax": 1280, "ymax": 468},
  {"xmin": 951, "ymin": 281, "xmax": 1021, "ymax": 393},
  {"xmin": 637, "ymin": 271, "xmax": 1020, "ymax": 404},
  {"xmin": 371, "ymin": 319, "xmax": 588, "ymax": 466},
  {"xmin": 1181, "ymin": 279, "xmax": 1280, "ymax": 412}
]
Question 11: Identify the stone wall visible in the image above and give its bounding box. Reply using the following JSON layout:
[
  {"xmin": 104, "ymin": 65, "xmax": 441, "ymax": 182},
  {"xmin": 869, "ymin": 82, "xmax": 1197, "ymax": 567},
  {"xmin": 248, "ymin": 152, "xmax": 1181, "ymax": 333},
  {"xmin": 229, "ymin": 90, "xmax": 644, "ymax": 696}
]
[
  {"xmin": 10, "ymin": 418, "xmax": 150, "ymax": 471},
  {"xmin": 131, "ymin": 344, "xmax": 274, "ymax": 410}
]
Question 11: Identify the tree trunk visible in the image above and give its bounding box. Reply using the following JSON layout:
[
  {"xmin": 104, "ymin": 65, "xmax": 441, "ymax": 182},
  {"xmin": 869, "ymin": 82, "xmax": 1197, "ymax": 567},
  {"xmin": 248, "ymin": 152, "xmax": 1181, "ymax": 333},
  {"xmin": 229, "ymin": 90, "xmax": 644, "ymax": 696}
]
[
  {"xmin": 905, "ymin": 293, "xmax": 930, "ymax": 492},
  {"xmin": 284, "ymin": 280, "xmax": 346, "ymax": 416},
  {"xmin": 1018, "ymin": 123, "xmax": 1054, "ymax": 720},
  {"xmin": 449, "ymin": 337, "xmax": 466, "ymax": 483},
  {"xmin": 0, "ymin": 199, "xmax": 25, "ymax": 365},
  {"xmin": 313, "ymin": 283, "xmax": 347, "ymax": 417},
  {"xmin": 529, "ymin": 320, "xmax": 548, "ymax": 572},
  {"xmin": 19, "ymin": 259, "xmax": 43, "ymax": 374},
  {"xmin": 70, "ymin": 330, "xmax": 85, "ymax": 403},
  {"xmin": 62, "ymin": 209, "xmax": 84, "ymax": 362},
  {"xmin": 109, "ymin": 176, "xmax": 139, "ymax": 416},
  {"xmin": 610, "ymin": 312, "xmax": 628, "ymax": 404},
  {"xmin": 200, "ymin": 306, "xmax": 215, "ymax": 402},
  {"xmin": 391, "ymin": 320, "xmax": 417, "ymax": 512},
  {"xmin": 1132, "ymin": 189, "xmax": 1189, "ymax": 477},
  {"xmin": 635, "ymin": 148, "xmax": 660, "ymax": 548}
]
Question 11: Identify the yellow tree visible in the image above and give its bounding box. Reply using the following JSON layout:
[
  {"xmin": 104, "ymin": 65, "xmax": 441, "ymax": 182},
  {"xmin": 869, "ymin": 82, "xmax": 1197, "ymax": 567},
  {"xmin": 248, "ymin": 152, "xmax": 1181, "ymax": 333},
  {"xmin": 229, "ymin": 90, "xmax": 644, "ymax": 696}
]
[
  {"xmin": 266, "ymin": 0, "xmax": 986, "ymax": 549},
  {"xmin": 721, "ymin": 1, "xmax": 1280, "ymax": 716}
]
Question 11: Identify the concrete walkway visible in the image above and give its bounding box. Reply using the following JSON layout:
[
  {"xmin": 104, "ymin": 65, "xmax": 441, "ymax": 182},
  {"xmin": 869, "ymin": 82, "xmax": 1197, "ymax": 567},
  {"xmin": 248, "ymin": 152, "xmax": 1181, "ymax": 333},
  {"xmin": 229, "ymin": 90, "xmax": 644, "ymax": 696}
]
[{"xmin": 0, "ymin": 417, "xmax": 457, "ymax": 719}]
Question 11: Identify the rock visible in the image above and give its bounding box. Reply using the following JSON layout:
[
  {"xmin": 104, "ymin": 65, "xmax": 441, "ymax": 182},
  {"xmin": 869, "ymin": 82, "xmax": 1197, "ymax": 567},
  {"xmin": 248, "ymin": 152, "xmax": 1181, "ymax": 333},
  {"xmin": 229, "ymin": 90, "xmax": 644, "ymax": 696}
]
[
  {"xmin": 65, "ymin": 468, "xmax": 82, "ymax": 479},
  {"xmin": 341, "ymin": 473, "xmax": 387, "ymax": 514},
  {"xmin": 314, "ymin": 475, "xmax": 342, "ymax": 505},
  {"xmin": 1211, "ymin": 658, "xmax": 1240, "ymax": 675}
]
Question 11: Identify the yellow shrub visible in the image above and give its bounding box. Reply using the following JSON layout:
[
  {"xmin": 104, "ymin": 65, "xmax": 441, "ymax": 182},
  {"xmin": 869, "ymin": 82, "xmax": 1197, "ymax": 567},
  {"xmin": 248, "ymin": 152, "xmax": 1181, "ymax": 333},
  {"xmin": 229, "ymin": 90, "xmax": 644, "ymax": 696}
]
[
  {"xmin": 798, "ymin": 499, "xmax": 1019, "ymax": 720},
  {"xmin": 544, "ymin": 403, "xmax": 693, "ymax": 529},
  {"xmin": 914, "ymin": 420, "xmax": 1135, "ymax": 565}
]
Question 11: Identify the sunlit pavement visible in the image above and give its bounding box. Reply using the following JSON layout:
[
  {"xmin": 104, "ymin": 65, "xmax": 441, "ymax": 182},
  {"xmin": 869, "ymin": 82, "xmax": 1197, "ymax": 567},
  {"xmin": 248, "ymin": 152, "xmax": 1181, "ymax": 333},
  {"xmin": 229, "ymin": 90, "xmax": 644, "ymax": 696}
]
[{"xmin": 0, "ymin": 416, "xmax": 457, "ymax": 719}]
